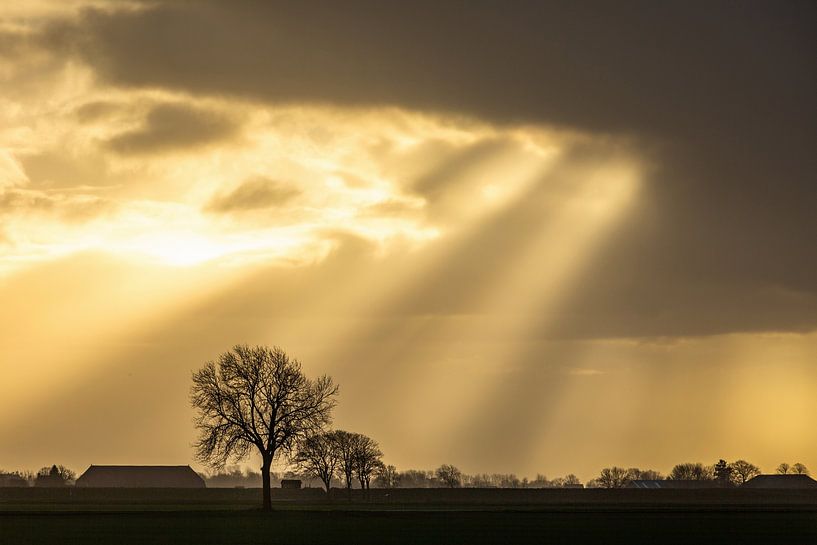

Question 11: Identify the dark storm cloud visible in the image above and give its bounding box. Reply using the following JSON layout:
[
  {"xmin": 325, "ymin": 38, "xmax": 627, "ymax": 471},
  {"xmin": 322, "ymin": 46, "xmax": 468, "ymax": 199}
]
[
  {"xmin": 104, "ymin": 103, "xmax": 240, "ymax": 155},
  {"xmin": 204, "ymin": 177, "xmax": 301, "ymax": 213},
  {"xmin": 43, "ymin": 1, "xmax": 817, "ymax": 336}
]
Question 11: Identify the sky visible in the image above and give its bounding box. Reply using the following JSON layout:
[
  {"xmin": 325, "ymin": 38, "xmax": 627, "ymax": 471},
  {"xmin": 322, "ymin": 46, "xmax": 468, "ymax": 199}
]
[{"xmin": 0, "ymin": 0, "xmax": 815, "ymax": 481}]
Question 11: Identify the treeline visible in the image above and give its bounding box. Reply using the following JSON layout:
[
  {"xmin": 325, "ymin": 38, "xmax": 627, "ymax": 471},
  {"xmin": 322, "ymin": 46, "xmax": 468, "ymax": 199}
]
[
  {"xmin": 198, "ymin": 467, "xmax": 325, "ymax": 489},
  {"xmin": 195, "ymin": 458, "xmax": 812, "ymax": 490},
  {"xmin": 198, "ymin": 466, "xmax": 582, "ymax": 489},
  {"xmin": 2, "ymin": 460, "xmax": 810, "ymax": 489},
  {"xmin": 586, "ymin": 460, "xmax": 811, "ymax": 488},
  {"xmin": 0, "ymin": 465, "xmax": 76, "ymax": 487}
]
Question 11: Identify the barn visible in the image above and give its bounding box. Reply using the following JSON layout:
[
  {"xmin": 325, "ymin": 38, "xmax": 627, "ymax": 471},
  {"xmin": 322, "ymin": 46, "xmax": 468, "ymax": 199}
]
[
  {"xmin": 628, "ymin": 480, "xmax": 717, "ymax": 489},
  {"xmin": 75, "ymin": 465, "xmax": 206, "ymax": 488},
  {"xmin": 742, "ymin": 474, "xmax": 817, "ymax": 489}
]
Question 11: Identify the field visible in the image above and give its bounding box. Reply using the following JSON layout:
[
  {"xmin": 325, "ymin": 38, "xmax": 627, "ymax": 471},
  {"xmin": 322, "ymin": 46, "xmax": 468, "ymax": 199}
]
[{"xmin": 1, "ymin": 488, "xmax": 815, "ymax": 544}]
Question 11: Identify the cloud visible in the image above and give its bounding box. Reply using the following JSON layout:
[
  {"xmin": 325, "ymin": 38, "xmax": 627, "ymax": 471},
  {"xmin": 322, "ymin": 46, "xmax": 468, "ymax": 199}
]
[
  {"xmin": 358, "ymin": 198, "xmax": 423, "ymax": 218},
  {"xmin": 7, "ymin": 1, "xmax": 816, "ymax": 336},
  {"xmin": 104, "ymin": 103, "xmax": 241, "ymax": 155},
  {"xmin": 74, "ymin": 99, "xmax": 124, "ymax": 123},
  {"xmin": 204, "ymin": 177, "xmax": 302, "ymax": 213},
  {"xmin": 0, "ymin": 151, "xmax": 28, "ymax": 188},
  {"xmin": 18, "ymin": 151, "xmax": 111, "ymax": 189},
  {"xmin": 0, "ymin": 187, "xmax": 113, "ymax": 222}
]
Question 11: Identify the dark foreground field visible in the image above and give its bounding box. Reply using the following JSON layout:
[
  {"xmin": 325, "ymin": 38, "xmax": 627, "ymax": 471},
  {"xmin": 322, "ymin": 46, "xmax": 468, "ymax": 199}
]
[
  {"xmin": 1, "ymin": 489, "xmax": 815, "ymax": 544},
  {"xmin": 2, "ymin": 509, "xmax": 816, "ymax": 545}
]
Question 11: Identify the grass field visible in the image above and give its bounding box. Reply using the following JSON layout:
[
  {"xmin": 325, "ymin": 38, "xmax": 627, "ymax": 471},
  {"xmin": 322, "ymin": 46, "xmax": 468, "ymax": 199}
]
[
  {"xmin": 1, "ymin": 489, "xmax": 815, "ymax": 544},
  {"xmin": 2, "ymin": 508, "xmax": 816, "ymax": 545}
]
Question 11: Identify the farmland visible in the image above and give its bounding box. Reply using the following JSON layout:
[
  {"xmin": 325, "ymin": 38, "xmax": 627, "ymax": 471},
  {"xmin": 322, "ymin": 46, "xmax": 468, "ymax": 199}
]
[{"xmin": 1, "ymin": 488, "xmax": 815, "ymax": 544}]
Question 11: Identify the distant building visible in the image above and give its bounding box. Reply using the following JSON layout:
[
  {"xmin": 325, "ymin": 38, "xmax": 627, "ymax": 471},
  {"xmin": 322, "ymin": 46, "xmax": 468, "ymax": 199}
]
[
  {"xmin": 742, "ymin": 475, "xmax": 817, "ymax": 489},
  {"xmin": 281, "ymin": 479, "xmax": 302, "ymax": 489},
  {"xmin": 629, "ymin": 480, "xmax": 717, "ymax": 489},
  {"xmin": 34, "ymin": 465, "xmax": 66, "ymax": 487},
  {"xmin": 75, "ymin": 466, "xmax": 205, "ymax": 488},
  {"xmin": 0, "ymin": 473, "xmax": 28, "ymax": 487}
]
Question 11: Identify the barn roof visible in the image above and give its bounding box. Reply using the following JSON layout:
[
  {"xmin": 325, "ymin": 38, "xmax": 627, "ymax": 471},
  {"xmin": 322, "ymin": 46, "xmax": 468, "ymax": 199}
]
[
  {"xmin": 629, "ymin": 479, "xmax": 717, "ymax": 489},
  {"xmin": 75, "ymin": 465, "xmax": 205, "ymax": 488},
  {"xmin": 742, "ymin": 474, "xmax": 817, "ymax": 489}
]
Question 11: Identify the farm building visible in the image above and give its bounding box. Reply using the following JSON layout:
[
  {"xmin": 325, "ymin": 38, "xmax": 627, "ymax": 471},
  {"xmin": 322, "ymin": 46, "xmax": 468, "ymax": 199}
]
[
  {"xmin": 742, "ymin": 474, "xmax": 817, "ymax": 489},
  {"xmin": 281, "ymin": 479, "xmax": 302, "ymax": 489},
  {"xmin": 75, "ymin": 465, "xmax": 205, "ymax": 488},
  {"xmin": 629, "ymin": 480, "xmax": 717, "ymax": 489}
]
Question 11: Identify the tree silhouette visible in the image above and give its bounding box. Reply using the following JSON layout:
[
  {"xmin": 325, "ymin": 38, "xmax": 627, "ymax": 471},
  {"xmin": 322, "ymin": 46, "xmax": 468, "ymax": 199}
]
[
  {"xmin": 191, "ymin": 344, "xmax": 338, "ymax": 510},
  {"xmin": 34, "ymin": 465, "xmax": 75, "ymax": 487},
  {"xmin": 294, "ymin": 432, "xmax": 340, "ymax": 496},
  {"xmin": 776, "ymin": 463, "xmax": 791, "ymax": 475},
  {"xmin": 551, "ymin": 474, "xmax": 583, "ymax": 487},
  {"xmin": 669, "ymin": 463, "xmax": 714, "ymax": 481},
  {"xmin": 375, "ymin": 464, "xmax": 400, "ymax": 488},
  {"xmin": 730, "ymin": 460, "xmax": 760, "ymax": 485},
  {"xmin": 353, "ymin": 434, "xmax": 384, "ymax": 491},
  {"xmin": 713, "ymin": 460, "xmax": 733, "ymax": 487},
  {"xmin": 597, "ymin": 467, "xmax": 630, "ymax": 488},
  {"xmin": 331, "ymin": 430, "xmax": 359, "ymax": 496},
  {"xmin": 436, "ymin": 464, "xmax": 462, "ymax": 488},
  {"xmin": 792, "ymin": 463, "xmax": 810, "ymax": 476}
]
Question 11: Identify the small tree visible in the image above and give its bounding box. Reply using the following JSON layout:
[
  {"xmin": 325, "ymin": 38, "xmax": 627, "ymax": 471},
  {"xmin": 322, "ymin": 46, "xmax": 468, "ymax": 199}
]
[
  {"xmin": 435, "ymin": 464, "xmax": 462, "ymax": 488},
  {"xmin": 669, "ymin": 463, "xmax": 714, "ymax": 481},
  {"xmin": 776, "ymin": 463, "xmax": 791, "ymax": 475},
  {"xmin": 597, "ymin": 467, "xmax": 630, "ymax": 488},
  {"xmin": 331, "ymin": 430, "xmax": 358, "ymax": 496},
  {"xmin": 792, "ymin": 463, "xmax": 810, "ymax": 476},
  {"xmin": 375, "ymin": 464, "xmax": 400, "ymax": 488},
  {"xmin": 191, "ymin": 345, "xmax": 338, "ymax": 510},
  {"xmin": 552, "ymin": 474, "xmax": 582, "ymax": 487},
  {"xmin": 294, "ymin": 432, "xmax": 340, "ymax": 496},
  {"xmin": 352, "ymin": 434, "xmax": 384, "ymax": 491},
  {"xmin": 637, "ymin": 469, "xmax": 664, "ymax": 481},
  {"xmin": 529, "ymin": 474, "xmax": 550, "ymax": 488},
  {"xmin": 35, "ymin": 465, "xmax": 74, "ymax": 487},
  {"xmin": 730, "ymin": 460, "xmax": 760, "ymax": 485},
  {"xmin": 713, "ymin": 460, "xmax": 733, "ymax": 487}
]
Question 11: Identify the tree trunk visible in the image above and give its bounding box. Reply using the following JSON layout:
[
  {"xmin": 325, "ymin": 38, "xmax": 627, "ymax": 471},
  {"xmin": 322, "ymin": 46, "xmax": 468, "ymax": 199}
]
[{"xmin": 261, "ymin": 457, "xmax": 272, "ymax": 511}]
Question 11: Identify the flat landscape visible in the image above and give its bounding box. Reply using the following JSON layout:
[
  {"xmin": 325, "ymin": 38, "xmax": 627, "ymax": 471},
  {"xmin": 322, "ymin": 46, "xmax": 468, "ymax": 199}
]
[{"xmin": 1, "ymin": 488, "xmax": 815, "ymax": 545}]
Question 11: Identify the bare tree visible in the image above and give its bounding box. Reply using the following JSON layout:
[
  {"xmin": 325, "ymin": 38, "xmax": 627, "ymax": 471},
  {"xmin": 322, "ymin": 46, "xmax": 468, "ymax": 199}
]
[
  {"xmin": 435, "ymin": 464, "xmax": 462, "ymax": 488},
  {"xmin": 597, "ymin": 467, "xmax": 631, "ymax": 488},
  {"xmin": 399, "ymin": 469, "xmax": 435, "ymax": 488},
  {"xmin": 551, "ymin": 474, "xmax": 582, "ymax": 487},
  {"xmin": 294, "ymin": 432, "xmax": 340, "ymax": 496},
  {"xmin": 730, "ymin": 460, "xmax": 760, "ymax": 485},
  {"xmin": 529, "ymin": 474, "xmax": 550, "ymax": 488},
  {"xmin": 353, "ymin": 434, "xmax": 384, "ymax": 491},
  {"xmin": 331, "ymin": 430, "xmax": 358, "ymax": 496},
  {"xmin": 191, "ymin": 344, "xmax": 338, "ymax": 510},
  {"xmin": 776, "ymin": 463, "xmax": 791, "ymax": 475},
  {"xmin": 629, "ymin": 469, "xmax": 663, "ymax": 481},
  {"xmin": 375, "ymin": 464, "xmax": 400, "ymax": 488},
  {"xmin": 669, "ymin": 463, "xmax": 714, "ymax": 481},
  {"xmin": 791, "ymin": 463, "xmax": 809, "ymax": 475}
]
